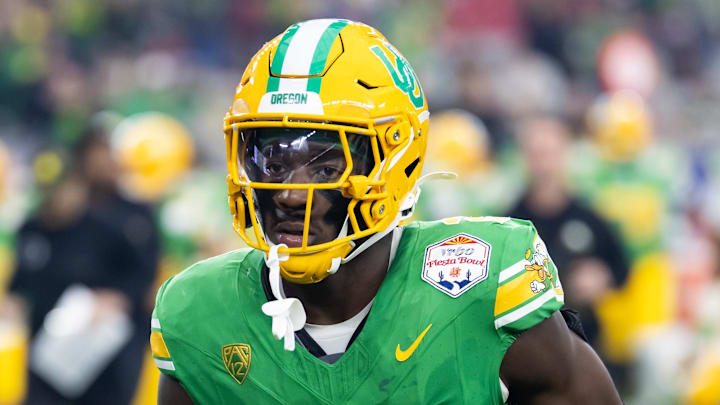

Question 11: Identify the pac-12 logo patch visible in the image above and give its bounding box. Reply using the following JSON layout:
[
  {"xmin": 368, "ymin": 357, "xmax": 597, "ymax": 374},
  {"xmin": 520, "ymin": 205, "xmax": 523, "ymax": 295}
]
[
  {"xmin": 422, "ymin": 233, "xmax": 491, "ymax": 298},
  {"xmin": 222, "ymin": 344, "xmax": 251, "ymax": 385}
]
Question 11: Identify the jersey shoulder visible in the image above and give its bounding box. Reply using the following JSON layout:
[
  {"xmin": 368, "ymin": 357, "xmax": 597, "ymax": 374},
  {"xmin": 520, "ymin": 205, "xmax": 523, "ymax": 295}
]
[
  {"xmin": 407, "ymin": 215, "xmax": 537, "ymax": 252},
  {"xmin": 408, "ymin": 216, "xmax": 565, "ymax": 336},
  {"xmin": 150, "ymin": 248, "xmax": 264, "ymax": 376},
  {"xmin": 409, "ymin": 215, "xmax": 530, "ymax": 230},
  {"xmin": 156, "ymin": 248, "xmax": 261, "ymax": 312}
]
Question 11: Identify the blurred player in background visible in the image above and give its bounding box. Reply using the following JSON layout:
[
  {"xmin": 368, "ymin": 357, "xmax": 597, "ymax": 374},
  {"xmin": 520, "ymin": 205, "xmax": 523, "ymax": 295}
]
[
  {"xmin": 110, "ymin": 112, "xmax": 208, "ymax": 273},
  {"xmin": 575, "ymin": 91, "xmax": 677, "ymax": 382},
  {"xmin": 6, "ymin": 129, "xmax": 159, "ymax": 404},
  {"xmin": 150, "ymin": 19, "xmax": 621, "ymax": 404},
  {"xmin": 506, "ymin": 115, "xmax": 630, "ymax": 385},
  {"xmin": 507, "ymin": 116, "xmax": 629, "ymax": 343},
  {"xmin": 415, "ymin": 109, "xmax": 523, "ymax": 220}
]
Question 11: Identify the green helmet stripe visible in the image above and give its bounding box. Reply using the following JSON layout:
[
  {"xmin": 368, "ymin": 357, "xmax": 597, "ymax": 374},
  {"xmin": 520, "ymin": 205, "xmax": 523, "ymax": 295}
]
[
  {"xmin": 266, "ymin": 23, "xmax": 301, "ymax": 92},
  {"xmin": 306, "ymin": 20, "xmax": 350, "ymax": 93}
]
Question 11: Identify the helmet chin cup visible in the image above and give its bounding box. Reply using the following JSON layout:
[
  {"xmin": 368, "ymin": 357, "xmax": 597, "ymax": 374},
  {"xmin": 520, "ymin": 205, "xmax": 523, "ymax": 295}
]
[{"xmin": 279, "ymin": 242, "xmax": 353, "ymax": 284}]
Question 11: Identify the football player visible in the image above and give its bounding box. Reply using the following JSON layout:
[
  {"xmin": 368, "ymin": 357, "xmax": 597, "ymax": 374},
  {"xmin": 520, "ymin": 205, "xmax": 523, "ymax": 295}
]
[{"xmin": 151, "ymin": 19, "xmax": 622, "ymax": 404}]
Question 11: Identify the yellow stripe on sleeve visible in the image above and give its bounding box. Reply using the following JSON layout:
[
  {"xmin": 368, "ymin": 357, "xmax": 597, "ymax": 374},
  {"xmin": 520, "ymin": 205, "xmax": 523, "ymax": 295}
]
[
  {"xmin": 150, "ymin": 331, "xmax": 171, "ymax": 359},
  {"xmin": 494, "ymin": 270, "xmax": 539, "ymax": 317}
]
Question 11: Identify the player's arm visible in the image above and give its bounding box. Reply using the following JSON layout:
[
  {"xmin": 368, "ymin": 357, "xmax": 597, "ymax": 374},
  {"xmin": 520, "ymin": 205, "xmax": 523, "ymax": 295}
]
[
  {"xmin": 158, "ymin": 374, "xmax": 194, "ymax": 405},
  {"xmin": 500, "ymin": 311, "xmax": 622, "ymax": 405}
]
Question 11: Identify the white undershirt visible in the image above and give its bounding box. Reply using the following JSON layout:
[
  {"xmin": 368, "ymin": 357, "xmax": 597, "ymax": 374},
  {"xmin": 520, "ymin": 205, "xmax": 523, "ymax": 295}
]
[
  {"xmin": 304, "ymin": 299, "xmax": 373, "ymax": 355},
  {"xmin": 303, "ymin": 227, "xmax": 403, "ymax": 355}
]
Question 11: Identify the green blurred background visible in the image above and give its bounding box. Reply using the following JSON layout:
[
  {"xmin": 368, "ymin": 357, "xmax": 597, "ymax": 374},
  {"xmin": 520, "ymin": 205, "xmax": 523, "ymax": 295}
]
[{"xmin": 1, "ymin": 0, "xmax": 720, "ymax": 404}]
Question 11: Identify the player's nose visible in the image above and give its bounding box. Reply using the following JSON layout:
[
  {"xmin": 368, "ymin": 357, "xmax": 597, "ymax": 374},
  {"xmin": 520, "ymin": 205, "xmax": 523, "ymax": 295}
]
[
  {"xmin": 273, "ymin": 168, "xmax": 312, "ymax": 210},
  {"xmin": 273, "ymin": 188, "xmax": 308, "ymax": 211}
]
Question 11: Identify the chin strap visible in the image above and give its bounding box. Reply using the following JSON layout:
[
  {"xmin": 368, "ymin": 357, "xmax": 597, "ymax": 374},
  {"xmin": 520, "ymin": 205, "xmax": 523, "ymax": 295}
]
[
  {"xmin": 258, "ymin": 172, "xmax": 456, "ymax": 351},
  {"xmin": 328, "ymin": 219, "xmax": 351, "ymax": 274},
  {"xmin": 261, "ymin": 244, "xmax": 307, "ymax": 351},
  {"xmin": 416, "ymin": 171, "xmax": 457, "ymax": 187}
]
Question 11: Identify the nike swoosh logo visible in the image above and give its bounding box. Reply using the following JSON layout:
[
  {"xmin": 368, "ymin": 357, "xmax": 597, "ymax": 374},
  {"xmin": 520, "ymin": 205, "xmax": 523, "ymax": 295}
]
[{"xmin": 395, "ymin": 323, "xmax": 432, "ymax": 362}]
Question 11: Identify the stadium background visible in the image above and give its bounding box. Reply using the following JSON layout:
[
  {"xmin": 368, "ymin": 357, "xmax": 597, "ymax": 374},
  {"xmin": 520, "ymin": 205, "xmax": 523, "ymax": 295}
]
[{"xmin": 1, "ymin": 0, "xmax": 719, "ymax": 404}]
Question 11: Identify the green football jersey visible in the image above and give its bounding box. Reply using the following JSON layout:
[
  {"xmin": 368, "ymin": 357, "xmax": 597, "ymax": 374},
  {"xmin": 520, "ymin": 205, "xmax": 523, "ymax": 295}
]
[{"xmin": 150, "ymin": 217, "xmax": 564, "ymax": 404}]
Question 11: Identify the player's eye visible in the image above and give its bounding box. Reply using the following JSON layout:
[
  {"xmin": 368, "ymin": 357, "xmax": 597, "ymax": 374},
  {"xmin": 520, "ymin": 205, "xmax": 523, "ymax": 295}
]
[
  {"xmin": 314, "ymin": 165, "xmax": 342, "ymax": 182},
  {"xmin": 264, "ymin": 162, "xmax": 287, "ymax": 177}
]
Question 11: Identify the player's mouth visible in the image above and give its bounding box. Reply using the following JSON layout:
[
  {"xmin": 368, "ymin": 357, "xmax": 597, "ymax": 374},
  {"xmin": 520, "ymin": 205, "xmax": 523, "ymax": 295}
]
[{"xmin": 273, "ymin": 222, "xmax": 314, "ymax": 248}]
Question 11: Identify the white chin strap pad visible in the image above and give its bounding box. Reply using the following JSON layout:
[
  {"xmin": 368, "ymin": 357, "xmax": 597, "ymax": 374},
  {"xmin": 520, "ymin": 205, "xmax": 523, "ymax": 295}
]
[
  {"xmin": 261, "ymin": 244, "xmax": 307, "ymax": 351},
  {"xmin": 327, "ymin": 256, "xmax": 342, "ymax": 275}
]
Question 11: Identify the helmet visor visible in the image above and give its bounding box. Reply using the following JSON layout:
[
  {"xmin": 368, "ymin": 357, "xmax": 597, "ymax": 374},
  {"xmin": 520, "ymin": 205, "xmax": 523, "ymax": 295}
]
[{"xmin": 240, "ymin": 128, "xmax": 371, "ymax": 184}]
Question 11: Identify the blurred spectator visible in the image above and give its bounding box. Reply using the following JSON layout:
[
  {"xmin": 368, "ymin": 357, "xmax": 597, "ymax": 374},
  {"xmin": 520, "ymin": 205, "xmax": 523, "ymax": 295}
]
[
  {"xmin": 6, "ymin": 129, "xmax": 159, "ymax": 404},
  {"xmin": 506, "ymin": 115, "xmax": 629, "ymax": 351}
]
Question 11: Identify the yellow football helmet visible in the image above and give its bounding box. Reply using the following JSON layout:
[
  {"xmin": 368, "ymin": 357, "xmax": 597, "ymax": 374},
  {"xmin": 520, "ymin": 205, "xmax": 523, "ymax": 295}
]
[
  {"xmin": 224, "ymin": 19, "xmax": 429, "ymax": 284},
  {"xmin": 587, "ymin": 90, "xmax": 652, "ymax": 161},
  {"xmin": 112, "ymin": 112, "xmax": 194, "ymax": 201},
  {"xmin": 425, "ymin": 109, "xmax": 490, "ymax": 178}
]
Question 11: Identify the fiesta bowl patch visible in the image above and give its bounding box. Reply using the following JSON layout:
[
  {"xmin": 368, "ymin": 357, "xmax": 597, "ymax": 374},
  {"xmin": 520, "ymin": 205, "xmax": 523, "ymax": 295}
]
[{"xmin": 422, "ymin": 233, "xmax": 491, "ymax": 298}]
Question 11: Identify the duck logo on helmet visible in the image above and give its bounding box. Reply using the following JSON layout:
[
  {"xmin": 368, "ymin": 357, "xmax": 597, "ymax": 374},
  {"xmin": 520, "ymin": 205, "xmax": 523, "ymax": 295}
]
[{"xmin": 370, "ymin": 45, "xmax": 425, "ymax": 109}]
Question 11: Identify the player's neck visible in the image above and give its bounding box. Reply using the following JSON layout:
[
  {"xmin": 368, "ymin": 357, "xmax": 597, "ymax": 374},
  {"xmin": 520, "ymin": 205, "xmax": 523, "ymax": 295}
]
[{"xmin": 282, "ymin": 233, "xmax": 393, "ymax": 325}]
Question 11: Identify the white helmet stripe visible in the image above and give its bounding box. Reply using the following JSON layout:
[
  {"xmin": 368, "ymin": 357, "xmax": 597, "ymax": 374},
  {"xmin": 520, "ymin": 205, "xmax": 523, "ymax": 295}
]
[{"xmin": 277, "ymin": 19, "xmax": 345, "ymax": 92}]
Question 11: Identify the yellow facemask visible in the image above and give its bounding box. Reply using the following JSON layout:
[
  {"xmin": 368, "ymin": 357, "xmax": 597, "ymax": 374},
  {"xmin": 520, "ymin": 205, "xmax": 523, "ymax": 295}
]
[{"xmin": 225, "ymin": 19, "xmax": 429, "ymax": 283}]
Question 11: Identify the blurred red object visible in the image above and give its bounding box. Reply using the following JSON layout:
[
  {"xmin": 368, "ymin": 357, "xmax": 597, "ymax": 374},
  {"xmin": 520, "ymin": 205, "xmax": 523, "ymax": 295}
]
[{"xmin": 598, "ymin": 30, "xmax": 661, "ymax": 99}]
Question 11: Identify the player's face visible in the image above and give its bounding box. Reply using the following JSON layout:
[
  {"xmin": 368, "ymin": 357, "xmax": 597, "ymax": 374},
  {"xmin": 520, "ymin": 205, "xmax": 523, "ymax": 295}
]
[{"xmin": 241, "ymin": 128, "xmax": 371, "ymax": 248}]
